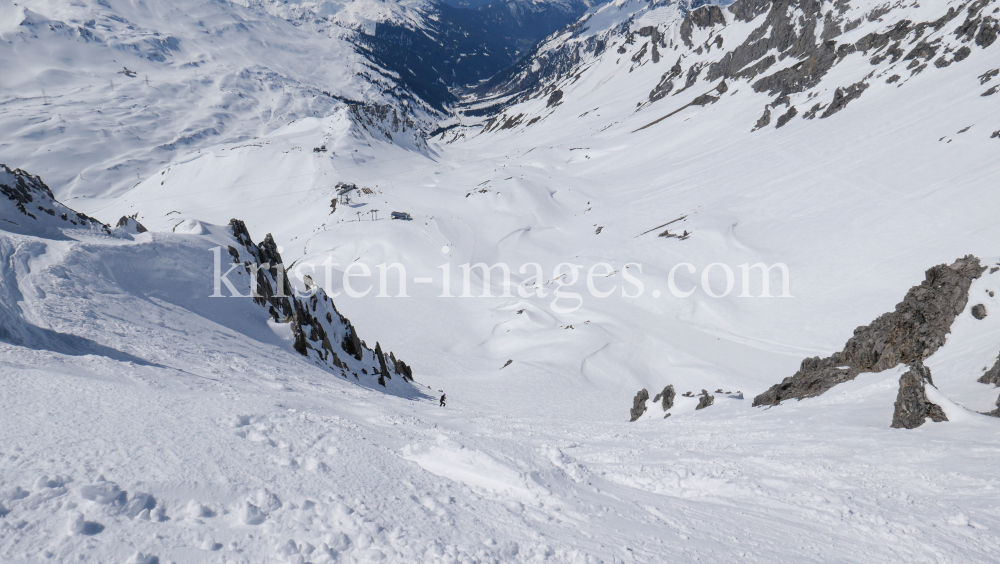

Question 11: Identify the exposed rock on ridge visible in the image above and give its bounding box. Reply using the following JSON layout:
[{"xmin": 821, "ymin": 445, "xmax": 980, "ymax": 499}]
[
  {"xmin": 754, "ymin": 256, "xmax": 986, "ymax": 406},
  {"xmin": 226, "ymin": 219, "xmax": 414, "ymax": 387},
  {"xmin": 466, "ymin": 0, "xmax": 1000, "ymax": 135},
  {"xmin": 0, "ymin": 164, "xmax": 108, "ymax": 236}
]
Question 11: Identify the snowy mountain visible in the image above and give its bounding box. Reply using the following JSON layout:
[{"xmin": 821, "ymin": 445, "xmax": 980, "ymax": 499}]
[
  {"xmin": 458, "ymin": 0, "xmax": 999, "ymax": 132},
  {"xmin": 0, "ymin": 0, "xmax": 590, "ymax": 206},
  {"xmin": 1, "ymin": 165, "xmax": 416, "ymax": 393},
  {"xmin": 0, "ymin": 0, "xmax": 441, "ymax": 206},
  {"xmin": 4, "ymin": 0, "xmax": 1000, "ymax": 560}
]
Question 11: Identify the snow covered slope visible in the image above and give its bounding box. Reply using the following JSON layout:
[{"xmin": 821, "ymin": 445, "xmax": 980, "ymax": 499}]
[
  {"xmin": 5, "ymin": 0, "xmax": 1000, "ymax": 560},
  {"xmin": 0, "ymin": 166, "xmax": 417, "ymax": 393},
  {"xmin": 0, "ymin": 0, "xmax": 438, "ymax": 204}
]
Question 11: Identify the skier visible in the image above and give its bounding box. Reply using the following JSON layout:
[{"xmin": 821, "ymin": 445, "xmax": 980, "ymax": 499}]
[{"xmin": 439, "ymin": 393, "xmax": 446, "ymax": 407}]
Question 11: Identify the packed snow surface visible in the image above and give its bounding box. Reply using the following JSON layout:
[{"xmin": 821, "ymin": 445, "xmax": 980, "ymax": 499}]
[{"xmin": 4, "ymin": 0, "xmax": 1000, "ymax": 560}]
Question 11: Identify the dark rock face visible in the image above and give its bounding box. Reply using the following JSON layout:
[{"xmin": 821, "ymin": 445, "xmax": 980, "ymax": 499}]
[
  {"xmin": 820, "ymin": 81, "xmax": 868, "ymax": 118},
  {"xmin": 891, "ymin": 362, "xmax": 948, "ymax": 429},
  {"xmin": 115, "ymin": 215, "xmax": 148, "ymax": 233},
  {"xmin": 775, "ymin": 106, "xmax": 798, "ymax": 128},
  {"xmin": 754, "ymin": 256, "xmax": 986, "ymax": 406},
  {"xmin": 680, "ymin": 5, "xmax": 726, "ymax": 48},
  {"xmin": 972, "ymin": 304, "xmax": 987, "ymax": 319},
  {"xmin": 695, "ymin": 390, "xmax": 715, "ymax": 410},
  {"xmin": 630, "ymin": 388, "xmax": 649, "ymax": 421},
  {"xmin": 389, "ymin": 351, "xmax": 414, "ymax": 380},
  {"xmin": 227, "ymin": 219, "xmax": 412, "ymax": 388},
  {"xmin": 978, "ymin": 353, "xmax": 1000, "ymax": 386},
  {"xmin": 753, "ymin": 106, "xmax": 772, "ymax": 130},
  {"xmin": 0, "ymin": 164, "xmax": 108, "ymax": 233},
  {"xmin": 652, "ymin": 385, "xmax": 676, "ymax": 411},
  {"xmin": 375, "ymin": 342, "xmax": 390, "ymax": 387}
]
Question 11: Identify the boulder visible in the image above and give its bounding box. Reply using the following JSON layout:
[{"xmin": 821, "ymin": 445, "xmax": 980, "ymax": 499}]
[
  {"xmin": 891, "ymin": 363, "xmax": 948, "ymax": 428},
  {"xmin": 629, "ymin": 389, "xmax": 649, "ymax": 421},
  {"xmin": 695, "ymin": 390, "xmax": 715, "ymax": 410},
  {"xmin": 652, "ymin": 385, "xmax": 675, "ymax": 411}
]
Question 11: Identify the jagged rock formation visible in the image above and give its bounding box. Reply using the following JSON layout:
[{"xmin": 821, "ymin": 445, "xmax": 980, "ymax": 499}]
[
  {"xmin": 653, "ymin": 385, "xmax": 676, "ymax": 411},
  {"xmin": 754, "ymin": 256, "xmax": 986, "ymax": 406},
  {"xmin": 116, "ymin": 215, "xmax": 148, "ymax": 234},
  {"xmin": 630, "ymin": 388, "xmax": 649, "ymax": 421},
  {"xmin": 695, "ymin": 390, "xmax": 715, "ymax": 410},
  {"xmin": 226, "ymin": 219, "xmax": 414, "ymax": 387},
  {"xmin": 629, "ymin": 384, "xmax": 722, "ymax": 420},
  {"xmin": 0, "ymin": 164, "xmax": 108, "ymax": 237},
  {"xmin": 891, "ymin": 362, "xmax": 948, "ymax": 429}
]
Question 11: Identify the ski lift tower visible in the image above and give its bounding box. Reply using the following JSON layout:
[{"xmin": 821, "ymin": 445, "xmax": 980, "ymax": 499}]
[{"xmin": 336, "ymin": 182, "xmax": 356, "ymax": 205}]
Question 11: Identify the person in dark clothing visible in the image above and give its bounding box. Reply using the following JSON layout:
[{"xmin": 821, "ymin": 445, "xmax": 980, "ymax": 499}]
[{"xmin": 439, "ymin": 393, "xmax": 446, "ymax": 407}]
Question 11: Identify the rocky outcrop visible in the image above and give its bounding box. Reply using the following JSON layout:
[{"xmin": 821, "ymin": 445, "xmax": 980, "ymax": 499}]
[
  {"xmin": 820, "ymin": 81, "xmax": 868, "ymax": 118},
  {"xmin": 0, "ymin": 164, "xmax": 108, "ymax": 236},
  {"xmin": 775, "ymin": 106, "xmax": 798, "ymax": 128},
  {"xmin": 972, "ymin": 304, "xmax": 987, "ymax": 319},
  {"xmin": 753, "ymin": 106, "xmax": 772, "ymax": 130},
  {"xmin": 226, "ymin": 219, "xmax": 413, "ymax": 387},
  {"xmin": 630, "ymin": 388, "xmax": 649, "ymax": 421},
  {"xmin": 680, "ymin": 5, "xmax": 726, "ymax": 48},
  {"xmin": 115, "ymin": 215, "xmax": 148, "ymax": 233},
  {"xmin": 653, "ymin": 385, "xmax": 675, "ymax": 410},
  {"xmin": 978, "ymin": 353, "xmax": 1000, "ymax": 386},
  {"xmin": 695, "ymin": 390, "xmax": 715, "ymax": 410},
  {"xmin": 891, "ymin": 362, "xmax": 948, "ymax": 429},
  {"xmin": 471, "ymin": 0, "xmax": 1000, "ymax": 135},
  {"xmin": 755, "ymin": 256, "xmax": 986, "ymax": 406}
]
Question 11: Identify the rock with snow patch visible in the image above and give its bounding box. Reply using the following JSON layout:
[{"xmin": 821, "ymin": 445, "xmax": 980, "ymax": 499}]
[
  {"xmin": 755, "ymin": 256, "xmax": 986, "ymax": 406},
  {"xmin": 652, "ymin": 385, "xmax": 675, "ymax": 411},
  {"xmin": 115, "ymin": 215, "xmax": 148, "ymax": 234},
  {"xmin": 0, "ymin": 164, "xmax": 108, "ymax": 238},
  {"xmin": 695, "ymin": 390, "xmax": 715, "ymax": 410},
  {"xmin": 629, "ymin": 389, "xmax": 649, "ymax": 421},
  {"xmin": 891, "ymin": 362, "xmax": 948, "ymax": 429}
]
